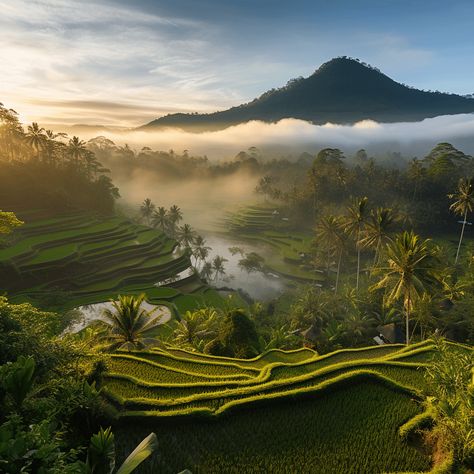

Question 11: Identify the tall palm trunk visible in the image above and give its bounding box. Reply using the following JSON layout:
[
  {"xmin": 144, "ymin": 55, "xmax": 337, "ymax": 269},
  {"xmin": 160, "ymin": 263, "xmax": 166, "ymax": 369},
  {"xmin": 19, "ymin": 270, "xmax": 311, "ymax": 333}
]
[
  {"xmin": 405, "ymin": 295, "xmax": 411, "ymax": 345},
  {"xmin": 455, "ymin": 208, "xmax": 468, "ymax": 264},
  {"xmin": 335, "ymin": 248, "xmax": 342, "ymax": 293},
  {"xmin": 356, "ymin": 225, "xmax": 361, "ymax": 291}
]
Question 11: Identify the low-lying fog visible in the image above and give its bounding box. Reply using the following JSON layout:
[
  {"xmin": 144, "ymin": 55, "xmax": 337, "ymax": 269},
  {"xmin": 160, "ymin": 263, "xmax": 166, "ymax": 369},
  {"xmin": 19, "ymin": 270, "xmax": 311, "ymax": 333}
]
[{"xmin": 69, "ymin": 113, "xmax": 474, "ymax": 160}]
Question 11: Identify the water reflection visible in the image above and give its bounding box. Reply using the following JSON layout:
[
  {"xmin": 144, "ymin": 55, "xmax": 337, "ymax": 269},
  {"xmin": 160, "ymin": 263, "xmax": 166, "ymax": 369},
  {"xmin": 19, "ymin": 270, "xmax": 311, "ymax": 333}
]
[{"xmin": 203, "ymin": 234, "xmax": 289, "ymax": 301}]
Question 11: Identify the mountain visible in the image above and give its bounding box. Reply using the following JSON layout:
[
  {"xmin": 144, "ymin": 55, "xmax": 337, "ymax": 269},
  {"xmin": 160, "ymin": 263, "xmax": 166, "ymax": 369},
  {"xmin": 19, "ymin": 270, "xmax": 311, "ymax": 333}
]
[{"xmin": 143, "ymin": 57, "xmax": 474, "ymax": 132}]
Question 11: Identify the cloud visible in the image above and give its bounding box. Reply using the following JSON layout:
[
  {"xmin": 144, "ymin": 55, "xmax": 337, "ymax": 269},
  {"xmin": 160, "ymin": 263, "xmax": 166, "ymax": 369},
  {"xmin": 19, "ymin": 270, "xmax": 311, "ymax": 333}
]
[{"xmin": 65, "ymin": 114, "xmax": 474, "ymax": 160}]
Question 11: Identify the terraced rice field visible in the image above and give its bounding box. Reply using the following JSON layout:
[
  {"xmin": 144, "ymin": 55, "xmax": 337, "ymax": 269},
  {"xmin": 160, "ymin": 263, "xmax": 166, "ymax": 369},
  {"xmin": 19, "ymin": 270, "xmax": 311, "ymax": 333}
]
[
  {"xmin": 107, "ymin": 340, "xmax": 472, "ymax": 473},
  {"xmin": 222, "ymin": 205, "xmax": 323, "ymax": 282},
  {"xmin": 0, "ymin": 210, "xmax": 222, "ymax": 313}
]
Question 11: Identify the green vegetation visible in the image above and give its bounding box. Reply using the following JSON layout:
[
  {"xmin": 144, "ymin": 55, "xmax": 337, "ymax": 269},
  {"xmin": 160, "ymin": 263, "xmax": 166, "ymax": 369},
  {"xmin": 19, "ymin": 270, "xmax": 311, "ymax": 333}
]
[
  {"xmin": 97, "ymin": 340, "xmax": 472, "ymax": 473},
  {"xmin": 0, "ymin": 212, "xmax": 221, "ymax": 314}
]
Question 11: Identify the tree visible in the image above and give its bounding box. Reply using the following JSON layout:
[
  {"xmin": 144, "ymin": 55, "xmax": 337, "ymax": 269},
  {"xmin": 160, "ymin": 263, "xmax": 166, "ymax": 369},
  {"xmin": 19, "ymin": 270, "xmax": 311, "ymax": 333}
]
[
  {"xmin": 315, "ymin": 215, "xmax": 347, "ymax": 293},
  {"xmin": 371, "ymin": 231, "xmax": 440, "ymax": 344},
  {"xmin": 255, "ymin": 175, "xmax": 277, "ymax": 202},
  {"xmin": 140, "ymin": 198, "xmax": 156, "ymax": 226},
  {"xmin": 192, "ymin": 235, "xmax": 211, "ymax": 269},
  {"xmin": 448, "ymin": 178, "xmax": 474, "ymax": 264},
  {"xmin": 167, "ymin": 205, "xmax": 183, "ymax": 236},
  {"xmin": 216, "ymin": 309, "xmax": 260, "ymax": 358},
  {"xmin": 238, "ymin": 252, "xmax": 265, "ymax": 278},
  {"xmin": 151, "ymin": 206, "xmax": 169, "ymax": 233},
  {"xmin": 176, "ymin": 223, "xmax": 197, "ymax": 248},
  {"xmin": 25, "ymin": 122, "xmax": 46, "ymax": 158},
  {"xmin": 101, "ymin": 294, "xmax": 162, "ymax": 350},
  {"xmin": 344, "ymin": 196, "xmax": 369, "ymax": 291},
  {"xmin": 212, "ymin": 255, "xmax": 228, "ymax": 283},
  {"xmin": 360, "ymin": 207, "xmax": 398, "ymax": 265},
  {"xmin": 200, "ymin": 261, "xmax": 213, "ymax": 282},
  {"xmin": 423, "ymin": 337, "xmax": 474, "ymax": 469},
  {"xmin": 67, "ymin": 136, "xmax": 87, "ymax": 166},
  {"xmin": 0, "ymin": 211, "xmax": 23, "ymax": 235},
  {"xmin": 172, "ymin": 309, "xmax": 217, "ymax": 350},
  {"xmin": 407, "ymin": 158, "xmax": 426, "ymax": 201}
]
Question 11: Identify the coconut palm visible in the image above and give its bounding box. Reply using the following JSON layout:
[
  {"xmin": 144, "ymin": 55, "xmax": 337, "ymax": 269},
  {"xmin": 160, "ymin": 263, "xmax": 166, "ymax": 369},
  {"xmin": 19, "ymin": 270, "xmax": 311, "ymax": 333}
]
[
  {"xmin": 25, "ymin": 122, "xmax": 46, "ymax": 158},
  {"xmin": 448, "ymin": 178, "xmax": 474, "ymax": 264},
  {"xmin": 192, "ymin": 235, "xmax": 211, "ymax": 269},
  {"xmin": 42, "ymin": 129, "xmax": 66, "ymax": 164},
  {"xmin": 151, "ymin": 206, "xmax": 169, "ymax": 233},
  {"xmin": 344, "ymin": 196, "xmax": 369, "ymax": 291},
  {"xmin": 67, "ymin": 135, "xmax": 87, "ymax": 165},
  {"xmin": 315, "ymin": 215, "xmax": 347, "ymax": 293},
  {"xmin": 140, "ymin": 198, "xmax": 156, "ymax": 226},
  {"xmin": 212, "ymin": 255, "xmax": 228, "ymax": 283},
  {"xmin": 371, "ymin": 231, "xmax": 440, "ymax": 344},
  {"xmin": 168, "ymin": 204, "xmax": 183, "ymax": 224},
  {"xmin": 176, "ymin": 223, "xmax": 197, "ymax": 248},
  {"xmin": 166, "ymin": 205, "xmax": 183, "ymax": 237},
  {"xmin": 101, "ymin": 294, "xmax": 162, "ymax": 351},
  {"xmin": 360, "ymin": 207, "xmax": 398, "ymax": 266},
  {"xmin": 407, "ymin": 158, "xmax": 426, "ymax": 201},
  {"xmin": 200, "ymin": 261, "xmax": 213, "ymax": 282},
  {"xmin": 172, "ymin": 309, "xmax": 217, "ymax": 349}
]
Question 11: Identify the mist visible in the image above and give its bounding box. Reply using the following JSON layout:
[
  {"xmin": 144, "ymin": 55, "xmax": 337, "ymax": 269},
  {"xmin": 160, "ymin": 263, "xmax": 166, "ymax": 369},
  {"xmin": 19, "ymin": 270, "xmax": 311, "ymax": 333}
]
[
  {"xmin": 89, "ymin": 113, "xmax": 474, "ymax": 230},
  {"xmin": 116, "ymin": 168, "xmax": 259, "ymax": 231},
  {"xmin": 70, "ymin": 113, "xmax": 474, "ymax": 160}
]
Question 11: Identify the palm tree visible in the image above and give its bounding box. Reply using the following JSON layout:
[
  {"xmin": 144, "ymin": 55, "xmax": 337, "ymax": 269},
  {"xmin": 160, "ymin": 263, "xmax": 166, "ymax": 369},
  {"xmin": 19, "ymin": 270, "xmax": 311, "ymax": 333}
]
[
  {"xmin": 344, "ymin": 196, "xmax": 369, "ymax": 291},
  {"xmin": 101, "ymin": 294, "xmax": 162, "ymax": 350},
  {"xmin": 25, "ymin": 122, "xmax": 46, "ymax": 158},
  {"xmin": 192, "ymin": 235, "xmax": 211, "ymax": 269},
  {"xmin": 176, "ymin": 223, "xmax": 197, "ymax": 248},
  {"xmin": 371, "ymin": 231, "xmax": 440, "ymax": 344},
  {"xmin": 360, "ymin": 207, "xmax": 398, "ymax": 266},
  {"xmin": 167, "ymin": 205, "xmax": 183, "ymax": 236},
  {"xmin": 407, "ymin": 158, "xmax": 425, "ymax": 201},
  {"xmin": 212, "ymin": 255, "xmax": 228, "ymax": 283},
  {"xmin": 315, "ymin": 215, "xmax": 347, "ymax": 293},
  {"xmin": 200, "ymin": 261, "xmax": 213, "ymax": 282},
  {"xmin": 151, "ymin": 206, "xmax": 169, "ymax": 233},
  {"xmin": 448, "ymin": 178, "xmax": 474, "ymax": 264},
  {"xmin": 67, "ymin": 136, "xmax": 87, "ymax": 166},
  {"xmin": 172, "ymin": 309, "xmax": 217, "ymax": 350},
  {"xmin": 43, "ymin": 129, "xmax": 66, "ymax": 164},
  {"xmin": 140, "ymin": 198, "xmax": 156, "ymax": 226}
]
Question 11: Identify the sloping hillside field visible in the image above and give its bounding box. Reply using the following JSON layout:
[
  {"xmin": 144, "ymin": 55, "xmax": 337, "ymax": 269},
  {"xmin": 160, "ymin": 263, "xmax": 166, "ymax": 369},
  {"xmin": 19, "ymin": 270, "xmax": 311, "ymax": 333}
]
[
  {"xmin": 0, "ymin": 210, "xmax": 219, "ymax": 312},
  {"xmin": 222, "ymin": 204, "xmax": 323, "ymax": 283},
  {"xmin": 108, "ymin": 340, "xmax": 471, "ymax": 473}
]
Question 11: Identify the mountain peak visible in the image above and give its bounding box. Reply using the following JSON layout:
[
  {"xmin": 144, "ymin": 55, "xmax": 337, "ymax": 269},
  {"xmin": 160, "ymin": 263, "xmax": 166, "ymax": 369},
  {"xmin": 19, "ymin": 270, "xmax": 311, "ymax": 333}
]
[{"xmin": 143, "ymin": 57, "xmax": 474, "ymax": 132}]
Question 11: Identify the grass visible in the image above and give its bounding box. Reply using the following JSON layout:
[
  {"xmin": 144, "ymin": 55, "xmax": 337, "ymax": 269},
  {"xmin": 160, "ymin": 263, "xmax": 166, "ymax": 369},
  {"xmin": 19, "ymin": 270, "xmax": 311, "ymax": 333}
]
[
  {"xmin": 106, "ymin": 341, "xmax": 463, "ymax": 473},
  {"xmin": 0, "ymin": 212, "xmax": 224, "ymax": 314}
]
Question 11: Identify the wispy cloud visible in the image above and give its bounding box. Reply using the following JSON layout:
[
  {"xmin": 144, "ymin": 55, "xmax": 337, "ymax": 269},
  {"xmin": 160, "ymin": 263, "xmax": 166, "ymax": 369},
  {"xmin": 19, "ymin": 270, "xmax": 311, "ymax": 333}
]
[
  {"xmin": 0, "ymin": 0, "xmax": 470, "ymax": 127},
  {"xmin": 0, "ymin": 0, "xmax": 240, "ymax": 125}
]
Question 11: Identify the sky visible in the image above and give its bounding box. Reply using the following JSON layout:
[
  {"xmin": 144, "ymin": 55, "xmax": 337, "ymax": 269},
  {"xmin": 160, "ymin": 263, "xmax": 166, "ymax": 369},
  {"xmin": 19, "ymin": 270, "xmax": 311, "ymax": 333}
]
[{"xmin": 1, "ymin": 0, "xmax": 474, "ymax": 127}]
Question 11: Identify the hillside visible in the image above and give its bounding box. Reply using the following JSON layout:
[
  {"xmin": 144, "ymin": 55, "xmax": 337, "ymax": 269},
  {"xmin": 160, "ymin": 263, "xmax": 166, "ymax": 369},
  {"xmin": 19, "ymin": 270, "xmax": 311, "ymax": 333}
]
[
  {"xmin": 144, "ymin": 57, "xmax": 474, "ymax": 132},
  {"xmin": 104, "ymin": 340, "xmax": 472, "ymax": 473},
  {"xmin": 0, "ymin": 210, "xmax": 220, "ymax": 313}
]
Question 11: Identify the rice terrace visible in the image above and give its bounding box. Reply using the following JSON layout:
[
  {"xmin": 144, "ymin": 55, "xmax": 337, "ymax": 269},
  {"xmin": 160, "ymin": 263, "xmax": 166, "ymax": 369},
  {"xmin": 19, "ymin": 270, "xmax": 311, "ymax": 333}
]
[{"xmin": 1, "ymin": 1, "xmax": 474, "ymax": 473}]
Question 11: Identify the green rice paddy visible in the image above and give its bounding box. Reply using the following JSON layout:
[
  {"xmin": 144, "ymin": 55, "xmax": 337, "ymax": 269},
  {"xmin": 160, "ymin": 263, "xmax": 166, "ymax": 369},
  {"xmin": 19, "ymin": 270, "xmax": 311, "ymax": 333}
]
[{"xmin": 107, "ymin": 340, "xmax": 468, "ymax": 473}]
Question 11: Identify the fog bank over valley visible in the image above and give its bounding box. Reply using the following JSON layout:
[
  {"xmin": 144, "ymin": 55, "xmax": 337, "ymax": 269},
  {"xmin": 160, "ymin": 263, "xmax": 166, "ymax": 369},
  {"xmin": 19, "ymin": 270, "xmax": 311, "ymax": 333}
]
[{"xmin": 61, "ymin": 113, "xmax": 474, "ymax": 161}]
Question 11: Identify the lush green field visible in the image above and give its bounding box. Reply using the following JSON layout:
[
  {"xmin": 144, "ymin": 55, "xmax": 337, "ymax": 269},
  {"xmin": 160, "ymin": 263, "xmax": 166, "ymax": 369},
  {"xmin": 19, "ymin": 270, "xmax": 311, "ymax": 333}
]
[
  {"xmin": 104, "ymin": 340, "xmax": 471, "ymax": 473},
  {"xmin": 222, "ymin": 204, "xmax": 323, "ymax": 282},
  {"xmin": 0, "ymin": 210, "xmax": 224, "ymax": 314}
]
